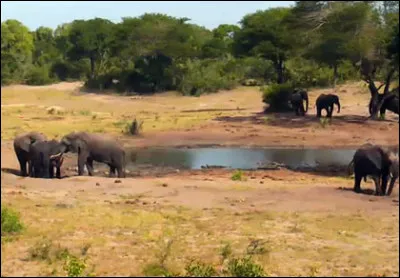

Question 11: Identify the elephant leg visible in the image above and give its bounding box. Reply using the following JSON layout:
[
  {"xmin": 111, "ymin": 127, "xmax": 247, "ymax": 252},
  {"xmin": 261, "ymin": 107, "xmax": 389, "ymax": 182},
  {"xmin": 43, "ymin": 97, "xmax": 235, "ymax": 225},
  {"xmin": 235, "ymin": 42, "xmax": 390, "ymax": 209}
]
[
  {"xmin": 86, "ymin": 157, "xmax": 94, "ymax": 176},
  {"xmin": 327, "ymin": 106, "xmax": 333, "ymax": 118},
  {"xmin": 78, "ymin": 152, "xmax": 89, "ymax": 176},
  {"xmin": 379, "ymin": 107, "xmax": 386, "ymax": 119},
  {"xmin": 317, "ymin": 107, "xmax": 321, "ymax": 117},
  {"xmin": 17, "ymin": 156, "xmax": 28, "ymax": 177},
  {"xmin": 49, "ymin": 165, "xmax": 54, "ymax": 179},
  {"xmin": 116, "ymin": 166, "xmax": 125, "ymax": 178},
  {"xmin": 387, "ymin": 177, "xmax": 397, "ymax": 196},
  {"xmin": 381, "ymin": 174, "xmax": 388, "ymax": 196},
  {"xmin": 354, "ymin": 173, "xmax": 362, "ymax": 193},
  {"xmin": 42, "ymin": 157, "xmax": 51, "ymax": 179},
  {"xmin": 29, "ymin": 160, "xmax": 34, "ymax": 177},
  {"xmin": 109, "ymin": 166, "xmax": 116, "ymax": 177},
  {"xmin": 372, "ymin": 176, "xmax": 382, "ymax": 196}
]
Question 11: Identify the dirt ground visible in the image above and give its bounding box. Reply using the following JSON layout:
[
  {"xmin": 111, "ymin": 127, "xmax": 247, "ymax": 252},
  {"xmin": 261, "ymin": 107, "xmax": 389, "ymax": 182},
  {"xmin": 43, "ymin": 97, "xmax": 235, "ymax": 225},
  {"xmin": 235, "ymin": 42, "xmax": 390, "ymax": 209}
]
[{"xmin": 1, "ymin": 82, "xmax": 399, "ymax": 276}]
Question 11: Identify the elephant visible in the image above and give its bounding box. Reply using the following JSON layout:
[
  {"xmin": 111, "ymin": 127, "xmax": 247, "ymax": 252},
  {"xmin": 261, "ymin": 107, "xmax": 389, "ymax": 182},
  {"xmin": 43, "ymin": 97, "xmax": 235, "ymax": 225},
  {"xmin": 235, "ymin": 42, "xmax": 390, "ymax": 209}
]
[
  {"xmin": 376, "ymin": 93, "xmax": 399, "ymax": 119},
  {"xmin": 348, "ymin": 144, "xmax": 399, "ymax": 196},
  {"xmin": 29, "ymin": 140, "xmax": 66, "ymax": 179},
  {"xmin": 60, "ymin": 132, "xmax": 126, "ymax": 178},
  {"xmin": 315, "ymin": 93, "xmax": 341, "ymax": 118},
  {"xmin": 13, "ymin": 131, "xmax": 47, "ymax": 176},
  {"xmin": 290, "ymin": 89, "xmax": 309, "ymax": 116}
]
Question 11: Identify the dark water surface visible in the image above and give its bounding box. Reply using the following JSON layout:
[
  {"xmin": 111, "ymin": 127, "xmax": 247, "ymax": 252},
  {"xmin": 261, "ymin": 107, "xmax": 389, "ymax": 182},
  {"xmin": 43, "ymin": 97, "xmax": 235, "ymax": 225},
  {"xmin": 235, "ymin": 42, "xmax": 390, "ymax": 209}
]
[{"xmin": 124, "ymin": 147, "xmax": 358, "ymax": 171}]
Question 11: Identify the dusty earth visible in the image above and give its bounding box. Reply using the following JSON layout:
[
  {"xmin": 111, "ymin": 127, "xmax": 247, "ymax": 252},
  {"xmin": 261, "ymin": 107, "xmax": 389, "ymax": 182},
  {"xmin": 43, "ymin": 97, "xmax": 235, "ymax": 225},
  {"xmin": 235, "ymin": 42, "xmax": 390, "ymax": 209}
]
[{"xmin": 1, "ymin": 82, "xmax": 399, "ymax": 277}]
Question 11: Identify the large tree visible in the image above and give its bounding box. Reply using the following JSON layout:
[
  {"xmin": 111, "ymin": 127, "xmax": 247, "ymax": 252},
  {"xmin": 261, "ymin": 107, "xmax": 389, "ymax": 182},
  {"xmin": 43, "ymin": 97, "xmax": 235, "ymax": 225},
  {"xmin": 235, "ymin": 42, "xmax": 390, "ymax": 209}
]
[
  {"xmin": 1, "ymin": 20, "xmax": 34, "ymax": 85},
  {"xmin": 233, "ymin": 8, "xmax": 294, "ymax": 84}
]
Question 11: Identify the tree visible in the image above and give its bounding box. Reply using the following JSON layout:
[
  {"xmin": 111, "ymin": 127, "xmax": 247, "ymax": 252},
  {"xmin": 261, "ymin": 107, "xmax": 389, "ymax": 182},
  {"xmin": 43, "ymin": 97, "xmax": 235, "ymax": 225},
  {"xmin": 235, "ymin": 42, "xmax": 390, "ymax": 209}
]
[
  {"xmin": 1, "ymin": 20, "xmax": 34, "ymax": 85},
  {"xmin": 67, "ymin": 18, "xmax": 114, "ymax": 80},
  {"xmin": 233, "ymin": 8, "xmax": 294, "ymax": 84}
]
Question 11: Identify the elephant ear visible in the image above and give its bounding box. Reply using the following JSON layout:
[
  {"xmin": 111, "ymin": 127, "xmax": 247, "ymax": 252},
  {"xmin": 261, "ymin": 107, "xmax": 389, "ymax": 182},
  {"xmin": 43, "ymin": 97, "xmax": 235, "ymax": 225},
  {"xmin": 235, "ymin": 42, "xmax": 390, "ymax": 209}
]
[
  {"xmin": 72, "ymin": 138, "xmax": 86, "ymax": 153},
  {"xmin": 20, "ymin": 137, "xmax": 33, "ymax": 152}
]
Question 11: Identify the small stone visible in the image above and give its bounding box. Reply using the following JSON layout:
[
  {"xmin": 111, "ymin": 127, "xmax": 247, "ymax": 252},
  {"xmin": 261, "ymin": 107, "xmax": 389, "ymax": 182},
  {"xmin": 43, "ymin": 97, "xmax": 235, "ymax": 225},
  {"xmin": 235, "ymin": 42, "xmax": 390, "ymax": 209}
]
[
  {"xmin": 96, "ymin": 182, "xmax": 100, "ymax": 186},
  {"xmin": 142, "ymin": 202, "xmax": 148, "ymax": 205},
  {"xmin": 259, "ymin": 181, "xmax": 264, "ymax": 184},
  {"xmin": 114, "ymin": 180, "xmax": 122, "ymax": 183},
  {"xmin": 162, "ymin": 183, "xmax": 168, "ymax": 187}
]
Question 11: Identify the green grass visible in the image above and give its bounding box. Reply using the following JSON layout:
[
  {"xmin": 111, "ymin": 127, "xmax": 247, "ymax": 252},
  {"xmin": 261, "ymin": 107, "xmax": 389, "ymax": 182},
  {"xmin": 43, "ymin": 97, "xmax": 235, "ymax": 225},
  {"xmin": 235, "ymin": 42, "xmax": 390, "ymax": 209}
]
[{"xmin": 1, "ymin": 206, "xmax": 24, "ymax": 236}]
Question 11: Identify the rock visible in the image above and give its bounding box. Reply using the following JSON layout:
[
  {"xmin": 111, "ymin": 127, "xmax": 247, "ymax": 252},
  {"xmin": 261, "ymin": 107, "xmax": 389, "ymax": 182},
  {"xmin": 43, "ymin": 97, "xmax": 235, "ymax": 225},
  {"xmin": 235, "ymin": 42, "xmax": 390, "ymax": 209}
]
[
  {"xmin": 96, "ymin": 182, "xmax": 100, "ymax": 186},
  {"xmin": 162, "ymin": 183, "xmax": 168, "ymax": 187},
  {"xmin": 114, "ymin": 180, "xmax": 122, "ymax": 184},
  {"xmin": 142, "ymin": 201, "xmax": 148, "ymax": 205},
  {"xmin": 46, "ymin": 106, "xmax": 66, "ymax": 115},
  {"xmin": 259, "ymin": 181, "xmax": 264, "ymax": 184}
]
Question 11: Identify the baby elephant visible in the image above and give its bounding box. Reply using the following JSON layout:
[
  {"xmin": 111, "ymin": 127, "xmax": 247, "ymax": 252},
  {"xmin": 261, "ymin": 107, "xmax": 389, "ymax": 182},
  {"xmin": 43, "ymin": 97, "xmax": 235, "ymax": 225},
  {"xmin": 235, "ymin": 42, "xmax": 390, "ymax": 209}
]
[
  {"xmin": 316, "ymin": 94, "xmax": 341, "ymax": 118},
  {"xmin": 29, "ymin": 140, "xmax": 66, "ymax": 179}
]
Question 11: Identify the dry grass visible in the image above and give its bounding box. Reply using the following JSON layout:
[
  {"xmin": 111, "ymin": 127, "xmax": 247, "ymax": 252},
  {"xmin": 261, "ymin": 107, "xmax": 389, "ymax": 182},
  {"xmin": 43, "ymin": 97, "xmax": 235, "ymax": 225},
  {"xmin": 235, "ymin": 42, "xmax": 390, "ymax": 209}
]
[
  {"xmin": 1, "ymin": 193, "xmax": 398, "ymax": 277},
  {"xmin": 1, "ymin": 84, "xmax": 261, "ymax": 140}
]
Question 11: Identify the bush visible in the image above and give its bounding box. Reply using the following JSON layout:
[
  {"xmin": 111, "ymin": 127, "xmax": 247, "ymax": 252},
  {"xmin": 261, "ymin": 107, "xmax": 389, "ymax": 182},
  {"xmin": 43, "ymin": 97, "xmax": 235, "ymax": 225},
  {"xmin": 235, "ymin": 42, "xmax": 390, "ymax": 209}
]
[
  {"xmin": 262, "ymin": 82, "xmax": 294, "ymax": 112},
  {"xmin": 227, "ymin": 256, "xmax": 265, "ymax": 277},
  {"xmin": 63, "ymin": 254, "xmax": 87, "ymax": 277},
  {"xmin": 1, "ymin": 206, "xmax": 24, "ymax": 235},
  {"xmin": 123, "ymin": 118, "xmax": 143, "ymax": 136},
  {"xmin": 286, "ymin": 57, "xmax": 332, "ymax": 88},
  {"xmin": 178, "ymin": 58, "xmax": 243, "ymax": 96},
  {"xmin": 185, "ymin": 260, "xmax": 216, "ymax": 277},
  {"xmin": 231, "ymin": 170, "xmax": 245, "ymax": 181},
  {"xmin": 25, "ymin": 66, "xmax": 54, "ymax": 85}
]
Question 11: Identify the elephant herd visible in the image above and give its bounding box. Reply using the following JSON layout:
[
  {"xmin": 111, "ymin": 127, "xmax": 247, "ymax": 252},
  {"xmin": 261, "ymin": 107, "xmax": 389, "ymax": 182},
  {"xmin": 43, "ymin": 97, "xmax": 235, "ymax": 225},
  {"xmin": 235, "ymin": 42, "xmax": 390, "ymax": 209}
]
[
  {"xmin": 13, "ymin": 131, "xmax": 126, "ymax": 179},
  {"xmin": 289, "ymin": 88, "xmax": 399, "ymax": 118}
]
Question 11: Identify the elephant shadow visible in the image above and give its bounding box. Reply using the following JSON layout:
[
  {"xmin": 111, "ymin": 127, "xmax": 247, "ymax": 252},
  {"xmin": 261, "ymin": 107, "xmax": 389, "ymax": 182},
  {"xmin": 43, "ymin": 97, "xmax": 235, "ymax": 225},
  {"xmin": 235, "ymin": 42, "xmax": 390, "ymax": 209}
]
[
  {"xmin": 1, "ymin": 167, "xmax": 71, "ymax": 179},
  {"xmin": 336, "ymin": 186, "xmax": 375, "ymax": 195},
  {"xmin": 1, "ymin": 168, "xmax": 22, "ymax": 176}
]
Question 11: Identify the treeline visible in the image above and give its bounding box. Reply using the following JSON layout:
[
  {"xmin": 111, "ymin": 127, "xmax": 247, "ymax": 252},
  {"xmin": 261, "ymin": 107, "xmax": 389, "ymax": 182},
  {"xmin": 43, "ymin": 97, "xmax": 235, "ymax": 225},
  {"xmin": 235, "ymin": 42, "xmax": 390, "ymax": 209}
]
[{"xmin": 1, "ymin": 1, "xmax": 398, "ymax": 96}]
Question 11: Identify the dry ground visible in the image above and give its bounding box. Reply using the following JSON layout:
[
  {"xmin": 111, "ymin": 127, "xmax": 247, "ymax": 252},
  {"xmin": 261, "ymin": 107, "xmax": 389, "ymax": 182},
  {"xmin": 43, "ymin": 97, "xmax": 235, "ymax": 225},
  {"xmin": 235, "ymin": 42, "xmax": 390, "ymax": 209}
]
[{"xmin": 1, "ymin": 82, "xmax": 399, "ymax": 276}]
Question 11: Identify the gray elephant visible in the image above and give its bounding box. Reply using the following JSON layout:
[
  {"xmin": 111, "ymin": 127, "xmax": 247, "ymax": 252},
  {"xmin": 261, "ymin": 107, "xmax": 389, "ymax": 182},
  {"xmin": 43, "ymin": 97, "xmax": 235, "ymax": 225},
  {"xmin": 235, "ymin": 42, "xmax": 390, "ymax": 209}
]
[
  {"xmin": 290, "ymin": 89, "xmax": 309, "ymax": 116},
  {"xmin": 373, "ymin": 93, "xmax": 399, "ymax": 119},
  {"xmin": 316, "ymin": 94, "xmax": 341, "ymax": 118},
  {"xmin": 29, "ymin": 140, "xmax": 66, "ymax": 179},
  {"xmin": 60, "ymin": 132, "xmax": 126, "ymax": 178},
  {"xmin": 348, "ymin": 144, "xmax": 399, "ymax": 196},
  {"xmin": 13, "ymin": 131, "xmax": 47, "ymax": 176}
]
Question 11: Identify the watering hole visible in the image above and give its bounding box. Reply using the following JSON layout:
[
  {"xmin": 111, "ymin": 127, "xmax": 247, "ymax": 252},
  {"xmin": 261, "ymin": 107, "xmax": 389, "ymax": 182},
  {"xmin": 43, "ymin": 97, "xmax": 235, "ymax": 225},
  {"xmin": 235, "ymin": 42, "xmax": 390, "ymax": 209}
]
[{"xmin": 123, "ymin": 147, "xmax": 358, "ymax": 171}]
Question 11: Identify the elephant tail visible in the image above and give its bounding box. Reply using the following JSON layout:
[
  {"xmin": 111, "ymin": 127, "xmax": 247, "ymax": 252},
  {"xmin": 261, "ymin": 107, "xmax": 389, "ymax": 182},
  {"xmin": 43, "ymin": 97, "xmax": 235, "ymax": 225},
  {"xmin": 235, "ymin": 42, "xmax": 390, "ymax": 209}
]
[{"xmin": 347, "ymin": 158, "xmax": 354, "ymax": 176}]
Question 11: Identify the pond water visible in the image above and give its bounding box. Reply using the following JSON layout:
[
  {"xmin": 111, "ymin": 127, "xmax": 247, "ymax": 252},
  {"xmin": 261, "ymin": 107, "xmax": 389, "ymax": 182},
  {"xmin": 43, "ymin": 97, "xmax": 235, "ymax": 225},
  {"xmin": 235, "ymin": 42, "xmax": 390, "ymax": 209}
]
[{"xmin": 124, "ymin": 147, "xmax": 358, "ymax": 171}]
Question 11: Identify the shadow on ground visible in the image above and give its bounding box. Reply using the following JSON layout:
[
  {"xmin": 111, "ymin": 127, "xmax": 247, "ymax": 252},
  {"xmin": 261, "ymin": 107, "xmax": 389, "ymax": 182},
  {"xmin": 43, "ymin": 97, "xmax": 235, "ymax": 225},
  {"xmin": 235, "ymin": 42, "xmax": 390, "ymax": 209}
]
[{"xmin": 213, "ymin": 112, "xmax": 397, "ymax": 129}]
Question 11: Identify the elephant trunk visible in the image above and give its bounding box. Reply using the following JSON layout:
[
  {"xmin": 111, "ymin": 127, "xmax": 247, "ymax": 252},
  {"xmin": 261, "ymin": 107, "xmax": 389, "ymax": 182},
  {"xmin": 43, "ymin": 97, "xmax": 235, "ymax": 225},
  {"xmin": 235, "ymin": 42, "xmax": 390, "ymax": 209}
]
[
  {"xmin": 347, "ymin": 159, "xmax": 354, "ymax": 176},
  {"xmin": 337, "ymin": 100, "xmax": 341, "ymax": 113}
]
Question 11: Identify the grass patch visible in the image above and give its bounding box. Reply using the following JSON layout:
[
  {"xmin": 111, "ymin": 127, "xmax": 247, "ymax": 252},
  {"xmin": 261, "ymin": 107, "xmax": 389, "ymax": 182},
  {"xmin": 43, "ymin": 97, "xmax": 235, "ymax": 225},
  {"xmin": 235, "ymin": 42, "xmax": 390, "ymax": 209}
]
[
  {"xmin": 231, "ymin": 170, "xmax": 246, "ymax": 181},
  {"xmin": 1, "ymin": 206, "xmax": 24, "ymax": 236}
]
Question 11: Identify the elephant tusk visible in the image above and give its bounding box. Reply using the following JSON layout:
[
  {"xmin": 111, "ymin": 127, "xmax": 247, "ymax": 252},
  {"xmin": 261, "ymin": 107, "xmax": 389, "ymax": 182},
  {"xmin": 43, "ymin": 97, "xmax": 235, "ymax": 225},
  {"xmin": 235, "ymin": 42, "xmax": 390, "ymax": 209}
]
[{"xmin": 50, "ymin": 152, "xmax": 62, "ymax": 159}]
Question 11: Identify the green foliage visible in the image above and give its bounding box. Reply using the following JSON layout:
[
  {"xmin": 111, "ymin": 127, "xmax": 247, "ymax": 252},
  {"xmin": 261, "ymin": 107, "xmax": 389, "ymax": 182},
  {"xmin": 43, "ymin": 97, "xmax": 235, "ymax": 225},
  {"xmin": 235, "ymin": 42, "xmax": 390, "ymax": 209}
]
[
  {"xmin": 1, "ymin": 206, "xmax": 24, "ymax": 235},
  {"xmin": 227, "ymin": 256, "xmax": 265, "ymax": 277},
  {"xmin": 231, "ymin": 170, "xmax": 245, "ymax": 181},
  {"xmin": 25, "ymin": 66, "xmax": 54, "ymax": 85},
  {"xmin": 262, "ymin": 83, "xmax": 294, "ymax": 112},
  {"xmin": 63, "ymin": 255, "xmax": 87, "ymax": 277},
  {"xmin": 178, "ymin": 58, "xmax": 243, "ymax": 96},
  {"xmin": 184, "ymin": 260, "xmax": 216, "ymax": 277}
]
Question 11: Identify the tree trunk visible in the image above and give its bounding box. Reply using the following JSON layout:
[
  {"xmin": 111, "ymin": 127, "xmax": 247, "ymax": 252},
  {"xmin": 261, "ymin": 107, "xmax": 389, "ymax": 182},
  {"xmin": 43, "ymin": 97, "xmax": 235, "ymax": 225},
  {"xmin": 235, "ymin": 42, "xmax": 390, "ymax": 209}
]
[
  {"xmin": 367, "ymin": 68, "xmax": 395, "ymax": 119},
  {"xmin": 90, "ymin": 56, "xmax": 95, "ymax": 80},
  {"xmin": 333, "ymin": 64, "xmax": 338, "ymax": 89},
  {"xmin": 276, "ymin": 59, "xmax": 284, "ymax": 84}
]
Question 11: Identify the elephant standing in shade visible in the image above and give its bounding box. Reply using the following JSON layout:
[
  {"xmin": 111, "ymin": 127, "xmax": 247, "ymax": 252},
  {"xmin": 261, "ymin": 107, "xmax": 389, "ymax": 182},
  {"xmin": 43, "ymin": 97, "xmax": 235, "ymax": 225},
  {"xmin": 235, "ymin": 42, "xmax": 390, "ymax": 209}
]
[
  {"xmin": 60, "ymin": 132, "xmax": 126, "ymax": 178},
  {"xmin": 348, "ymin": 144, "xmax": 399, "ymax": 196},
  {"xmin": 316, "ymin": 94, "xmax": 341, "ymax": 118},
  {"xmin": 290, "ymin": 89, "xmax": 309, "ymax": 116},
  {"xmin": 13, "ymin": 131, "xmax": 47, "ymax": 176},
  {"xmin": 371, "ymin": 93, "xmax": 399, "ymax": 119},
  {"xmin": 29, "ymin": 140, "xmax": 66, "ymax": 179}
]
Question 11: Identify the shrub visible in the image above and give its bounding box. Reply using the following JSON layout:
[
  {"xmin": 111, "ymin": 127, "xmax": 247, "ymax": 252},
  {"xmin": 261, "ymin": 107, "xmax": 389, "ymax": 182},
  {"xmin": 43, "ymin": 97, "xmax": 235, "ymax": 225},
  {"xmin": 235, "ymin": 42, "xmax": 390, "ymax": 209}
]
[
  {"xmin": 124, "ymin": 118, "xmax": 143, "ymax": 136},
  {"xmin": 1, "ymin": 206, "xmax": 24, "ymax": 235},
  {"xmin": 177, "ymin": 58, "xmax": 243, "ymax": 96},
  {"xmin": 25, "ymin": 66, "xmax": 54, "ymax": 85},
  {"xmin": 227, "ymin": 256, "xmax": 265, "ymax": 277},
  {"xmin": 286, "ymin": 57, "xmax": 332, "ymax": 88},
  {"xmin": 231, "ymin": 170, "xmax": 245, "ymax": 181},
  {"xmin": 185, "ymin": 260, "xmax": 216, "ymax": 277},
  {"xmin": 63, "ymin": 254, "xmax": 87, "ymax": 277},
  {"xmin": 262, "ymin": 82, "xmax": 294, "ymax": 112}
]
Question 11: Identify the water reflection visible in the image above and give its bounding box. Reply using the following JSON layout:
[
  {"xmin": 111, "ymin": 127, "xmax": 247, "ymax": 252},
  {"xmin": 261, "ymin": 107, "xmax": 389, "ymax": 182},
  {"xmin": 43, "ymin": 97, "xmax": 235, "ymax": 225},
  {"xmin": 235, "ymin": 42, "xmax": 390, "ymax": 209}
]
[{"xmin": 125, "ymin": 147, "xmax": 357, "ymax": 170}]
